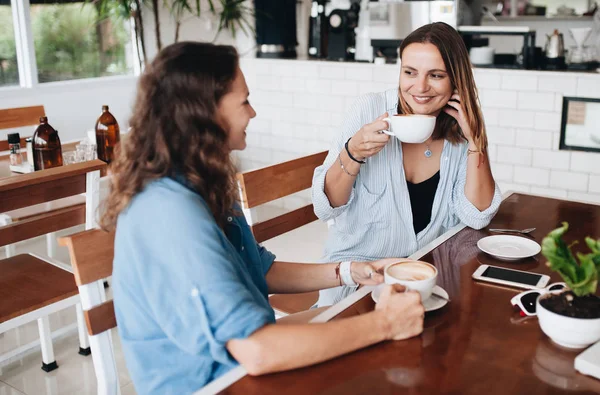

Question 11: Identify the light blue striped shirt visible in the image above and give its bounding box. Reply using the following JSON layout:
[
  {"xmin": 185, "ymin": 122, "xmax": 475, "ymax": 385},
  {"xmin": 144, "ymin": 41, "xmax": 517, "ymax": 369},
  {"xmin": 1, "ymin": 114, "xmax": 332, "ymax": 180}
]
[{"xmin": 312, "ymin": 89, "xmax": 502, "ymax": 305}]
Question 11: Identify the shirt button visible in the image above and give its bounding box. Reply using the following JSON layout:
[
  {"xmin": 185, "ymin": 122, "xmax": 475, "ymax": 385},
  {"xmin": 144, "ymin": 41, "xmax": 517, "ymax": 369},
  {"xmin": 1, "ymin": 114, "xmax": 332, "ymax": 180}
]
[
  {"xmin": 241, "ymin": 246, "xmax": 245, "ymax": 251},
  {"xmin": 227, "ymin": 217, "xmax": 233, "ymax": 222}
]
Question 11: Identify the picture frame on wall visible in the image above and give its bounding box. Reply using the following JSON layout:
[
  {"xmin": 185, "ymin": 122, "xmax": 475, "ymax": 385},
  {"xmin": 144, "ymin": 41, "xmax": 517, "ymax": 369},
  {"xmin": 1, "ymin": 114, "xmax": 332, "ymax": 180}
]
[{"xmin": 559, "ymin": 96, "xmax": 600, "ymax": 154}]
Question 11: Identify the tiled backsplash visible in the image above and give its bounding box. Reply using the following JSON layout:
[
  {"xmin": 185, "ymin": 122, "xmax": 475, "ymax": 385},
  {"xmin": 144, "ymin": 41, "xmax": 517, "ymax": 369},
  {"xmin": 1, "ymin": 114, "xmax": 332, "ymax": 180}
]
[{"xmin": 237, "ymin": 58, "xmax": 600, "ymax": 213}]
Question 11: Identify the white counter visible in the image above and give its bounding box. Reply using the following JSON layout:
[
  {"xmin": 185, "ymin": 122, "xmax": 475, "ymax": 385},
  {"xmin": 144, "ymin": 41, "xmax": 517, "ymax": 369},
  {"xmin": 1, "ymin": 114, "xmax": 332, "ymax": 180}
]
[{"xmin": 238, "ymin": 57, "xmax": 600, "ymax": 208}]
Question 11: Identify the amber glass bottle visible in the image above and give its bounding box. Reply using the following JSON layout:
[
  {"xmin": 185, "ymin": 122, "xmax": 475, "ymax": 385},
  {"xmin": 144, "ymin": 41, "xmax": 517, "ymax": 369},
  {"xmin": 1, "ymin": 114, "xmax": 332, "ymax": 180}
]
[
  {"xmin": 32, "ymin": 116, "xmax": 63, "ymax": 170},
  {"xmin": 95, "ymin": 105, "xmax": 120, "ymax": 164}
]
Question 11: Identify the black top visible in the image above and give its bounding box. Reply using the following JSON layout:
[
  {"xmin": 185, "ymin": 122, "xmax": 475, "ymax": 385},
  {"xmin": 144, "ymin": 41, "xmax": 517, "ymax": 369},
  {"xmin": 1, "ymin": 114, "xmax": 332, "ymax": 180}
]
[{"xmin": 406, "ymin": 171, "xmax": 440, "ymax": 235}]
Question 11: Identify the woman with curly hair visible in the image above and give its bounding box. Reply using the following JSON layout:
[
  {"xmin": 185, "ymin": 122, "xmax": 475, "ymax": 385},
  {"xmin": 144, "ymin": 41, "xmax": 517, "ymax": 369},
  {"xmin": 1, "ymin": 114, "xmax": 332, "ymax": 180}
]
[{"xmin": 104, "ymin": 42, "xmax": 424, "ymax": 394}]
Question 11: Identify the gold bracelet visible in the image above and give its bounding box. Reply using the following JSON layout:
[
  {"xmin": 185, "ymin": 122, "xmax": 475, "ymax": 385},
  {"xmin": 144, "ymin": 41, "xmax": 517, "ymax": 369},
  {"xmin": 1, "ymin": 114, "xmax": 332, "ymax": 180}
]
[
  {"xmin": 467, "ymin": 148, "xmax": 481, "ymax": 155},
  {"xmin": 338, "ymin": 154, "xmax": 358, "ymax": 177}
]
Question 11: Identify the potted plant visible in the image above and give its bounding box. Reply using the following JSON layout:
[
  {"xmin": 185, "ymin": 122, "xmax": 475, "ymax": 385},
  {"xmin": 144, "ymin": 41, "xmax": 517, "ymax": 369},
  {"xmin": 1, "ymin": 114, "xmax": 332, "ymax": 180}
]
[{"xmin": 538, "ymin": 222, "xmax": 600, "ymax": 349}]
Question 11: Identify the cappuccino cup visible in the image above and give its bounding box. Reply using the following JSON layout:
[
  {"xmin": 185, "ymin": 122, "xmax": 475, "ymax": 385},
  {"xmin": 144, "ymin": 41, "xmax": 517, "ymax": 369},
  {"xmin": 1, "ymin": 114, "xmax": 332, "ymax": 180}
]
[
  {"xmin": 384, "ymin": 260, "xmax": 438, "ymax": 300},
  {"xmin": 381, "ymin": 114, "xmax": 436, "ymax": 144}
]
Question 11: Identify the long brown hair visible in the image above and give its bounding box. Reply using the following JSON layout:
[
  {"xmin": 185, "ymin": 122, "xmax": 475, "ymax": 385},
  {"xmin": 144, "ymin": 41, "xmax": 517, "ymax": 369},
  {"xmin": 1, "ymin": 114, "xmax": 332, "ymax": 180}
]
[
  {"xmin": 101, "ymin": 42, "xmax": 240, "ymax": 230},
  {"xmin": 398, "ymin": 22, "xmax": 488, "ymax": 153}
]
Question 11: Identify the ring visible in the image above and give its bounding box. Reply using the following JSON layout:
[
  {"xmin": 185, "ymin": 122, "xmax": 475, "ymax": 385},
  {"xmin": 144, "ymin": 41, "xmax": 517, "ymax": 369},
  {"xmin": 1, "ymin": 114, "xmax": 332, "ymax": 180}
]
[{"xmin": 368, "ymin": 270, "xmax": 374, "ymax": 279}]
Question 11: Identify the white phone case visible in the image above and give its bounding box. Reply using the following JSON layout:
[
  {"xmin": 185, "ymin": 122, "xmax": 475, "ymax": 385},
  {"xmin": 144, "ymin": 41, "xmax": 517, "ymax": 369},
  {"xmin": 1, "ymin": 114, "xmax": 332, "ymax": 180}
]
[{"xmin": 472, "ymin": 264, "xmax": 550, "ymax": 290}]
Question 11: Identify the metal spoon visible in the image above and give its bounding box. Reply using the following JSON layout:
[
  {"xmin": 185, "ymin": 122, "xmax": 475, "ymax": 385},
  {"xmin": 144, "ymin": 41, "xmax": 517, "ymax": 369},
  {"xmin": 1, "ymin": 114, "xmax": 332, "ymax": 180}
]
[{"xmin": 488, "ymin": 227, "xmax": 536, "ymax": 235}]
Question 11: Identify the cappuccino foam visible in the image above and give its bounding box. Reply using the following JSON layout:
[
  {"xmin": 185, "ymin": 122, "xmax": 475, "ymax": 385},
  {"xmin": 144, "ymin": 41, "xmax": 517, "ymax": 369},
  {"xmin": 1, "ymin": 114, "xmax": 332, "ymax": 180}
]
[{"xmin": 387, "ymin": 262, "xmax": 435, "ymax": 281}]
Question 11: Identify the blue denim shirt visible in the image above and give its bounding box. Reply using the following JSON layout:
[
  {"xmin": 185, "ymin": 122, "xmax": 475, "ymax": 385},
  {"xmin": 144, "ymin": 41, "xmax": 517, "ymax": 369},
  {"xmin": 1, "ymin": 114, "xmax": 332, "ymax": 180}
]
[{"xmin": 112, "ymin": 177, "xmax": 276, "ymax": 395}]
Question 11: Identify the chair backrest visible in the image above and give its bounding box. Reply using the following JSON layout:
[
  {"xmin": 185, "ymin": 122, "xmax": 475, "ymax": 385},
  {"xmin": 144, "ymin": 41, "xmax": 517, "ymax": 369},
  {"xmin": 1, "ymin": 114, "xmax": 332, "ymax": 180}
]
[
  {"xmin": 0, "ymin": 159, "xmax": 106, "ymax": 247},
  {"xmin": 0, "ymin": 105, "xmax": 45, "ymax": 151},
  {"xmin": 237, "ymin": 151, "xmax": 327, "ymax": 243},
  {"xmin": 58, "ymin": 228, "xmax": 119, "ymax": 394}
]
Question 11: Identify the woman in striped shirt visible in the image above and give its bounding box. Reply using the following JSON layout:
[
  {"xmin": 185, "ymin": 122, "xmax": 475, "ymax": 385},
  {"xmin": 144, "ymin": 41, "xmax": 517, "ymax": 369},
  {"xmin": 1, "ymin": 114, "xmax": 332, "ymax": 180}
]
[{"xmin": 312, "ymin": 22, "xmax": 502, "ymax": 306}]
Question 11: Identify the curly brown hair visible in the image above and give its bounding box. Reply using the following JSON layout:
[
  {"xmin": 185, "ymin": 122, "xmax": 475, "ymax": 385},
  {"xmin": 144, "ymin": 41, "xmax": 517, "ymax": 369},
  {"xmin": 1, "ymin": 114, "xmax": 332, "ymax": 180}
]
[
  {"xmin": 398, "ymin": 22, "xmax": 488, "ymax": 154},
  {"xmin": 101, "ymin": 42, "xmax": 240, "ymax": 230}
]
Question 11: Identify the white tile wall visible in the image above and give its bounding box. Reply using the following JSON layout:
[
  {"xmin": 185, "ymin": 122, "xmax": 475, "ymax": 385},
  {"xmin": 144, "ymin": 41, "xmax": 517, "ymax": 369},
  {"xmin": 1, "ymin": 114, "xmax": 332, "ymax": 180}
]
[{"xmin": 238, "ymin": 59, "xmax": 600, "ymax": 207}]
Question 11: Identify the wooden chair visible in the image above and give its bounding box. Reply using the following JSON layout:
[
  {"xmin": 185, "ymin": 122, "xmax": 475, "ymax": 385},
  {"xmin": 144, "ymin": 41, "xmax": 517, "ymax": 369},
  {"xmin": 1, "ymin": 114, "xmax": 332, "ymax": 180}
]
[
  {"xmin": 237, "ymin": 151, "xmax": 328, "ymax": 316},
  {"xmin": 0, "ymin": 105, "xmax": 86, "ymax": 259},
  {"xmin": 0, "ymin": 159, "xmax": 105, "ymax": 370},
  {"xmin": 59, "ymin": 229, "xmax": 119, "ymax": 395}
]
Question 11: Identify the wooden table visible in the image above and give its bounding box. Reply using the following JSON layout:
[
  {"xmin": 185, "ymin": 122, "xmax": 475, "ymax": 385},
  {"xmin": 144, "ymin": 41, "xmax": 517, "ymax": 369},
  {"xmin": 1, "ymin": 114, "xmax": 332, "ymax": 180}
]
[{"xmin": 208, "ymin": 192, "xmax": 600, "ymax": 395}]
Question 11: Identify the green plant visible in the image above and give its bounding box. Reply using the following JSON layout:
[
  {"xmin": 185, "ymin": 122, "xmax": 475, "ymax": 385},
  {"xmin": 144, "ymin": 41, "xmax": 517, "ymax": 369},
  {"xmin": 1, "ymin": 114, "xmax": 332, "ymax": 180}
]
[{"xmin": 541, "ymin": 222, "xmax": 600, "ymax": 297}]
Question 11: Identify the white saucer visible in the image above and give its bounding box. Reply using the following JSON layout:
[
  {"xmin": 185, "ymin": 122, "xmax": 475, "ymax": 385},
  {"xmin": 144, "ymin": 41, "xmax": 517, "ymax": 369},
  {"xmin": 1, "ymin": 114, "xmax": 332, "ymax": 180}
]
[
  {"xmin": 477, "ymin": 235, "xmax": 541, "ymax": 261},
  {"xmin": 371, "ymin": 284, "xmax": 449, "ymax": 312}
]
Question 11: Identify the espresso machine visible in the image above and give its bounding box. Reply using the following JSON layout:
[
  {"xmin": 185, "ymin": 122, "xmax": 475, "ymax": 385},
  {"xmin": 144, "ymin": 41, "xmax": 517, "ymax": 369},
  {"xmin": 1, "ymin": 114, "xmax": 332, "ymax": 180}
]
[{"xmin": 327, "ymin": 0, "xmax": 361, "ymax": 61}]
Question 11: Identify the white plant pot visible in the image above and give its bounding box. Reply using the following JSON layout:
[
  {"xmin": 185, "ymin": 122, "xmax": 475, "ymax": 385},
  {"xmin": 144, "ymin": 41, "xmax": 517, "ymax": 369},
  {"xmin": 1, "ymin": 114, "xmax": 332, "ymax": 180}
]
[{"xmin": 537, "ymin": 294, "xmax": 600, "ymax": 349}]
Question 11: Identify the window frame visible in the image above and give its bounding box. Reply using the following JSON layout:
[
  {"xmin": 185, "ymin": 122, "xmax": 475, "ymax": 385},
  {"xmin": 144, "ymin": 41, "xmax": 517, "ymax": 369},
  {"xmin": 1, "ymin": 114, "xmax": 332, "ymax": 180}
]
[{"xmin": 3, "ymin": 0, "xmax": 139, "ymax": 91}]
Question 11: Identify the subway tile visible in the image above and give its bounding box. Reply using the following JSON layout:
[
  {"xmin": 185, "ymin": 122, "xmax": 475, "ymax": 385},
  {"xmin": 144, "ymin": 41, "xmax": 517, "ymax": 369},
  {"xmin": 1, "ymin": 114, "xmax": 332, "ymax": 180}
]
[
  {"xmin": 303, "ymin": 109, "xmax": 332, "ymax": 126},
  {"xmin": 487, "ymin": 144, "xmax": 497, "ymax": 162},
  {"xmin": 246, "ymin": 118, "xmax": 272, "ymax": 134},
  {"xmin": 571, "ymin": 151, "xmax": 600, "ymax": 175},
  {"xmin": 534, "ymin": 112, "xmax": 561, "ymax": 132},
  {"xmin": 576, "ymin": 78, "xmax": 600, "ymax": 98},
  {"xmin": 270, "ymin": 62, "xmax": 297, "ymax": 77},
  {"xmin": 530, "ymin": 186, "xmax": 568, "ymax": 199},
  {"xmin": 482, "ymin": 107, "xmax": 499, "ymax": 126},
  {"xmin": 550, "ymin": 170, "xmax": 589, "ymax": 192},
  {"xmin": 502, "ymin": 75, "xmax": 538, "ymax": 91},
  {"xmin": 319, "ymin": 65, "xmax": 347, "ymax": 80},
  {"xmin": 293, "ymin": 63, "xmax": 319, "ymax": 78},
  {"xmin": 497, "ymin": 181, "xmax": 531, "ymax": 194},
  {"xmin": 479, "ymin": 89, "xmax": 517, "ymax": 109},
  {"xmin": 566, "ymin": 191, "xmax": 600, "ymax": 205},
  {"xmin": 589, "ymin": 175, "xmax": 600, "ymax": 194},
  {"xmin": 513, "ymin": 166, "xmax": 550, "ymax": 187},
  {"xmin": 498, "ymin": 109, "xmax": 535, "ymax": 128},
  {"xmin": 281, "ymin": 77, "xmax": 306, "ymax": 92},
  {"xmin": 491, "ymin": 163, "xmax": 513, "ymax": 182},
  {"xmin": 346, "ymin": 67, "xmax": 373, "ymax": 81},
  {"xmin": 293, "ymin": 92, "xmax": 319, "ymax": 109},
  {"xmin": 532, "ymin": 150, "xmax": 571, "ymax": 170},
  {"xmin": 330, "ymin": 112, "xmax": 344, "ymax": 127},
  {"xmin": 358, "ymin": 82, "xmax": 394, "ymax": 95},
  {"xmin": 331, "ymin": 80, "xmax": 359, "ymax": 96},
  {"xmin": 256, "ymin": 75, "xmax": 282, "ymax": 91},
  {"xmin": 514, "ymin": 129, "xmax": 553, "ymax": 150},
  {"xmin": 317, "ymin": 95, "xmax": 346, "ymax": 112},
  {"xmin": 305, "ymin": 79, "xmax": 332, "ymax": 94},
  {"xmin": 474, "ymin": 71, "xmax": 501, "ymax": 89},
  {"xmin": 554, "ymin": 93, "xmax": 564, "ymax": 112},
  {"xmin": 496, "ymin": 146, "xmax": 532, "ymax": 165},
  {"xmin": 537, "ymin": 76, "xmax": 577, "ymax": 95},
  {"xmin": 372, "ymin": 66, "xmax": 400, "ymax": 84},
  {"xmin": 486, "ymin": 126, "xmax": 515, "ymax": 145},
  {"xmin": 517, "ymin": 92, "xmax": 555, "ymax": 111}
]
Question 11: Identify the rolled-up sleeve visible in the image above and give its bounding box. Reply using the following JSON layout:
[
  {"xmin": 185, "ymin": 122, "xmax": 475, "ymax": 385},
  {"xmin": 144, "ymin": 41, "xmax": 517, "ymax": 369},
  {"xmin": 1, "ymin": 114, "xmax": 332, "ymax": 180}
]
[
  {"xmin": 451, "ymin": 145, "xmax": 502, "ymax": 230},
  {"xmin": 312, "ymin": 96, "xmax": 369, "ymax": 221},
  {"xmin": 141, "ymin": 202, "xmax": 275, "ymax": 366}
]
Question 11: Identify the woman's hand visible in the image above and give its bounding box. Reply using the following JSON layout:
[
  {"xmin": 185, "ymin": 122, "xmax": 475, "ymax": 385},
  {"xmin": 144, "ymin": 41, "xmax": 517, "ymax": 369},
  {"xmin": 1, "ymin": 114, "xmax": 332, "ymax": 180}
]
[
  {"xmin": 376, "ymin": 284, "xmax": 425, "ymax": 340},
  {"xmin": 347, "ymin": 113, "xmax": 391, "ymax": 161},
  {"xmin": 444, "ymin": 91, "xmax": 474, "ymax": 145},
  {"xmin": 351, "ymin": 257, "xmax": 401, "ymax": 286}
]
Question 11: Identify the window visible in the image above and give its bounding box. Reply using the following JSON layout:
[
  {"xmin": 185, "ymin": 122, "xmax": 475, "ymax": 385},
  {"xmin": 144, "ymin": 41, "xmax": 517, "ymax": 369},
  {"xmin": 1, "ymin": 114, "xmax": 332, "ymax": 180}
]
[
  {"xmin": 30, "ymin": 0, "xmax": 133, "ymax": 83},
  {"xmin": 0, "ymin": 3, "xmax": 20, "ymax": 87}
]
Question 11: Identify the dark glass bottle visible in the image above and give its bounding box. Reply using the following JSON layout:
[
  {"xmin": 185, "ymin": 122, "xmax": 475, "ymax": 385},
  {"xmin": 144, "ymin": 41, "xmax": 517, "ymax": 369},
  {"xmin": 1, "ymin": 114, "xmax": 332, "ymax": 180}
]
[
  {"xmin": 32, "ymin": 117, "xmax": 63, "ymax": 170},
  {"xmin": 95, "ymin": 105, "xmax": 120, "ymax": 164}
]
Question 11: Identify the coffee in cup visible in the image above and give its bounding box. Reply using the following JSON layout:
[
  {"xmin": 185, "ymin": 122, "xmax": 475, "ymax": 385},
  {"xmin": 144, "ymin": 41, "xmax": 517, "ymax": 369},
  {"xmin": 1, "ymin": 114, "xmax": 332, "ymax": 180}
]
[
  {"xmin": 384, "ymin": 260, "xmax": 438, "ymax": 300},
  {"xmin": 381, "ymin": 114, "xmax": 436, "ymax": 144}
]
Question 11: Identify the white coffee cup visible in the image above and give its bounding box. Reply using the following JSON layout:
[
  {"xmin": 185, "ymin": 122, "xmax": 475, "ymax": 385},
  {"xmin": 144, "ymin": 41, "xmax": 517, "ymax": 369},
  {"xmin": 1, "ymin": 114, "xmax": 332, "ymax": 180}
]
[
  {"xmin": 381, "ymin": 114, "xmax": 436, "ymax": 144},
  {"xmin": 384, "ymin": 260, "xmax": 438, "ymax": 300}
]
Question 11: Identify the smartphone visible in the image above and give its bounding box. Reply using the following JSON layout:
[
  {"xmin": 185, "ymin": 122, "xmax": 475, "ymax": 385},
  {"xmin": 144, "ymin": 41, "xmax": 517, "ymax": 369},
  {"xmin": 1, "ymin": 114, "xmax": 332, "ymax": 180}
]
[{"xmin": 472, "ymin": 264, "xmax": 550, "ymax": 290}]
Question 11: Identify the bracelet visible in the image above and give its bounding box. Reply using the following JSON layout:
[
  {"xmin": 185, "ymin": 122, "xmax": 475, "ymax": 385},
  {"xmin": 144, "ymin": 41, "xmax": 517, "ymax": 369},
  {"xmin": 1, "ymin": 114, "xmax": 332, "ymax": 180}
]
[
  {"xmin": 467, "ymin": 148, "xmax": 481, "ymax": 155},
  {"xmin": 345, "ymin": 138, "xmax": 366, "ymax": 164},
  {"xmin": 338, "ymin": 154, "xmax": 358, "ymax": 177},
  {"xmin": 340, "ymin": 261, "xmax": 357, "ymax": 286}
]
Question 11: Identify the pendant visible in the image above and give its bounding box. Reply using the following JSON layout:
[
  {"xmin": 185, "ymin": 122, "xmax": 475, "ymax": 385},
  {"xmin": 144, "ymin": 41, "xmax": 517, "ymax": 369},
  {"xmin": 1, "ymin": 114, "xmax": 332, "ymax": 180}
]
[{"xmin": 424, "ymin": 148, "xmax": 432, "ymax": 158}]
